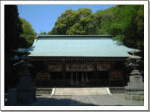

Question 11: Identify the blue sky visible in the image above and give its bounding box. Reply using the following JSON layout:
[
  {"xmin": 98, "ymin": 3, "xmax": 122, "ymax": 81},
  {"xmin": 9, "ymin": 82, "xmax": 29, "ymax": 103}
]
[{"xmin": 17, "ymin": 5, "xmax": 115, "ymax": 34}]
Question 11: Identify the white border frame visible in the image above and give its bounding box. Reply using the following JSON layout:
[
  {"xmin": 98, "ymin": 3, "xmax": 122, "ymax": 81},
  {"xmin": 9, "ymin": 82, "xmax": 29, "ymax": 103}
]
[{"xmin": 1, "ymin": 1, "xmax": 148, "ymax": 110}]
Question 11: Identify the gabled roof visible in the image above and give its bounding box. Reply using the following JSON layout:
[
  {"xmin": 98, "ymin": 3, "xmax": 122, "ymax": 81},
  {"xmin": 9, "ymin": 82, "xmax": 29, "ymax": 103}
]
[{"xmin": 29, "ymin": 35, "xmax": 139, "ymax": 57}]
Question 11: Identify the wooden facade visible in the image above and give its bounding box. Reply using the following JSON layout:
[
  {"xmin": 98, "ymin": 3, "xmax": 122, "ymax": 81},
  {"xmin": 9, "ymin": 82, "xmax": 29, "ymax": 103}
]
[{"xmin": 29, "ymin": 56, "xmax": 127, "ymax": 87}]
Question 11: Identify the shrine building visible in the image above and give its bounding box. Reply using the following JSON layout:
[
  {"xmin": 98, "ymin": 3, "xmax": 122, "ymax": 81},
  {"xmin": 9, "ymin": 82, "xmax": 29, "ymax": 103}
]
[{"xmin": 28, "ymin": 35, "xmax": 138, "ymax": 87}]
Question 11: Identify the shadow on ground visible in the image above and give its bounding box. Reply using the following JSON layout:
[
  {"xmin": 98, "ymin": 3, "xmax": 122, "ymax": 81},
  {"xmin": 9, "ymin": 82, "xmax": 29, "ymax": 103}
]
[{"xmin": 31, "ymin": 97, "xmax": 98, "ymax": 106}]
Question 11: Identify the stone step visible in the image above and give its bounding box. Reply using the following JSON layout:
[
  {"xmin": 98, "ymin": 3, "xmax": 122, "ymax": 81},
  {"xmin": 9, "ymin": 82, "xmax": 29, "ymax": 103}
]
[{"xmin": 54, "ymin": 88, "xmax": 111, "ymax": 95}]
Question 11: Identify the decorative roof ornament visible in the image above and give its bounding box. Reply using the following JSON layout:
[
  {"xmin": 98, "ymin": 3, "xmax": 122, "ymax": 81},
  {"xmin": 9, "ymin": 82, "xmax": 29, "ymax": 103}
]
[
  {"xmin": 10, "ymin": 55, "xmax": 20, "ymax": 60},
  {"xmin": 128, "ymin": 55, "xmax": 141, "ymax": 60},
  {"xmin": 127, "ymin": 50, "xmax": 142, "ymax": 75},
  {"xmin": 127, "ymin": 50, "xmax": 142, "ymax": 67},
  {"xmin": 21, "ymin": 55, "xmax": 30, "ymax": 60},
  {"xmin": 130, "ymin": 70, "xmax": 141, "ymax": 75}
]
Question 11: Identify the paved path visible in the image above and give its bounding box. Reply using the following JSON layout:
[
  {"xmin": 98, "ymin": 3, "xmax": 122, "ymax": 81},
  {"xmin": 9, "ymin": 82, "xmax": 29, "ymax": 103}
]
[
  {"xmin": 32, "ymin": 94, "xmax": 144, "ymax": 106},
  {"xmin": 31, "ymin": 88, "xmax": 144, "ymax": 106}
]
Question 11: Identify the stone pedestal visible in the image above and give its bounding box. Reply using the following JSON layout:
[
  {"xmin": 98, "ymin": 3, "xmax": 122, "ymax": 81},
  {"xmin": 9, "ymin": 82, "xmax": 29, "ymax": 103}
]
[
  {"xmin": 17, "ymin": 76, "xmax": 35, "ymax": 105},
  {"xmin": 125, "ymin": 91, "xmax": 144, "ymax": 101},
  {"xmin": 125, "ymin": 71, "xmax": 144, "ymax": 101},
  {"xmin": 7, "ymin": 89, "xmax": 17, "ymax": 106},
  {"xmin": 16, "ymin": 69, "xmax": 36, "ymax": 105}
]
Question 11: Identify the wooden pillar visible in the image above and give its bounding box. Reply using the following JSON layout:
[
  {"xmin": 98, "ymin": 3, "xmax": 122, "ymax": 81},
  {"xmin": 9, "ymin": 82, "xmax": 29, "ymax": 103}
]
[
  {"xmin": 76, "ymin": 72, "xmax": 78, "ymax": 84},
  {"xmin": 62, "ymin": 63, "xmax": 65, "ymax": 79},
  {"xmin": 70, "ymin": 72, "xmax": 73, "ymax": 85},
  {"xmin": 94, "ymin": 62, "xmax": 97, "ymax": 76},
  {"xmin": 49, "ymin": 72, "xmax": 51, "ymax": 86},
  {"xmin": 82, "ymin": 72, "xmax": 84, "ymax": 82},
  {"xmin": 94, "ymin": 63, "xmax": 97, "ymax": 86},
  {"xmin": 86, "ymin": 72, "xmax": 88, "ymax": 83}
]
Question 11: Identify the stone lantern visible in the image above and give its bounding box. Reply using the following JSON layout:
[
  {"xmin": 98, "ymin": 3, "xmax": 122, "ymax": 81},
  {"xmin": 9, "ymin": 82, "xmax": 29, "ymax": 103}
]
[
  {"xmin": 7, "ymin": 49, "xmax": 36, "ymax": 106},
  {"xmin": 125, "ymin": 51, "xmax": 144, "ymax": 101}
]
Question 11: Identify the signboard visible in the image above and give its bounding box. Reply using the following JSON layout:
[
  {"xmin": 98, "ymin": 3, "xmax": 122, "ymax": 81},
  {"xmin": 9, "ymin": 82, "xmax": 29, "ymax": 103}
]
[
  {"xmin": 66, "ymin": 64, "xmax": 94, "ymax": 72},
  {"xmin": 97, "ymin": 63, "xmax": 111, "ymax": 71},
  {"xmin": 48, "ymin": 65, "xmax": 62, "ymax": 72}
]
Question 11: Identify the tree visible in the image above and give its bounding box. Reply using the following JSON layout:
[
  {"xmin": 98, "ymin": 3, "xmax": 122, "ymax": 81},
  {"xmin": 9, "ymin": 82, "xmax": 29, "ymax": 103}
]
[
  {"xmin": 51, "ymin": 8, "xmax": 98, "ymax": 35},
  {"xmin": 19, "ymin": 18, "xmax": 36, "ymax": 48},
  {"xmin": 123, "ymin": 5, "xmax": 144, "ymax": 49},
  {"xmin": 66, "ymin": 23, "xmax": 85, "ymax": 35},
  {"xmin": 5, "ymin": 5, "xmax": 23, "ymax": 92},
  {"xmin": 48, "ymin": 31, "xmax": 52, "ymax": 35},
  {"xmin": 79, "ymin": 14, "xmax": 98, "ymax": 34},
  {"xmin": 52, "ymin": 9, "xmax": 80, "ymax": 34},
  {"xmin": 94, "ymin": 6, "xmax": 116, "ymax": 34},
  {"xmin": 108, "ymin": 5, "xmax": 143, "ymax": 49},
  {"xmin": 39, "ymin": 31, "xmax": 48, "ymax": 35},
  {"xmin": 5, "ymin": 5, "xmax": 23, "ymax": 53}
]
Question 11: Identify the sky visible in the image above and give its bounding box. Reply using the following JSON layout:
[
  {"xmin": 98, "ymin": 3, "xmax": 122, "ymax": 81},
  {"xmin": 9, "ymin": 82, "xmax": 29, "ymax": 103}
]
[{"xmin": 17, "ymin": 5, "xmax": 116, "ymax": 34}]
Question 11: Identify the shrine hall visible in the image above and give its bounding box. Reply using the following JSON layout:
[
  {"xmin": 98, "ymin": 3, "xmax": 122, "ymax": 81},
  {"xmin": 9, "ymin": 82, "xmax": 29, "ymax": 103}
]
[{"xmin": 28, "ymin": 35, "xmax": 138, "ymax": 87}]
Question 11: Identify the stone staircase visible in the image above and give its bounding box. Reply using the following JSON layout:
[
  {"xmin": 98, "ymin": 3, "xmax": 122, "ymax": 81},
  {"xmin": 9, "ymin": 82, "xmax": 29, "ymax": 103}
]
[{"xmin": 54, "ymin": 88, "xmax": 111, "ymax": 95}]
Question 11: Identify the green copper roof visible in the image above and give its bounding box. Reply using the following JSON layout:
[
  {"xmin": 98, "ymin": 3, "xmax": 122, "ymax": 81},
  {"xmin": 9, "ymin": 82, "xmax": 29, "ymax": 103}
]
[{"xmin": 29, "ymin": 35, "xmax": 139, "ymax": 57}]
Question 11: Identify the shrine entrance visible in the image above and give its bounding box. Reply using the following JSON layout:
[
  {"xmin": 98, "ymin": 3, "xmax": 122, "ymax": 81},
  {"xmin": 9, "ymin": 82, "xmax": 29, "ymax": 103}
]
[
  {"xmin": 69, "ymin": 72, "xmax": 89, "ymax": 86},
  {"xmin": 34, "ymin": 61, "xmax": 125, "ymax": 87},
  {"xmin": 65, "ymin": 63, "xmax": 93, "ymax": 87},
  {"xmin": 65, "ymin": 71, "xmax": 109, "ymax": 87}
]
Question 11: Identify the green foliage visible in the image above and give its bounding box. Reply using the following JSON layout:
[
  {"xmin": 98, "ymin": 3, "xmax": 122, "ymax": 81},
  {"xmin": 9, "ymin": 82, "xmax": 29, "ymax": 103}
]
[
  {"xmin": 66, "ymin": 23, "xmax": 85, "ymax": 35},
  {"xmin": 123, "ymin": 5, "xmax": 144, "ymax": 49},
  {"xmin": 113, "ymin": 35, "xmax": 125, "ymax": 42},
  {"xmin": 79, "ymin": 14, "xmax": 98, "ymax": 34},
  {"xmin": 78, "ymin": 8, "xmax": 92, "ymax": 18},
  {"xmin": 110, "ymin": 5, "xmax": 136, "ymax": 38},
  {"xmin": 95, "ymin": 6, "xmax": 116, "ymax": 34},
  {"xmin": 51, "ymin": 8, "xmax": 98, "ymax": 35},
  {"xmin": 19, "ymin": 18, "xmax": 36, "ymax": 48},
  {"xmin": 135, "ymin": 5, "xmax": 144, "ymax": 40},
  {"xmin": 48, "ymin": 31, "xmax": 52, "ymax": 35},
  {"xmin": 53, "ymin": 9, "xmax": 80, "ymax": 34},
  {"xmin": 39, "ymin": 31, "xmax": 48, "ymax": 35}
]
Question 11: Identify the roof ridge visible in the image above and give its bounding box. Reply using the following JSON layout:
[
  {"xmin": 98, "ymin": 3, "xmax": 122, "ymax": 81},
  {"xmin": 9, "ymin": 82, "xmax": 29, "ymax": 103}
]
[{"xmin": 36, "ymin": 35, "xmax": 113, "ymax": 39}]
